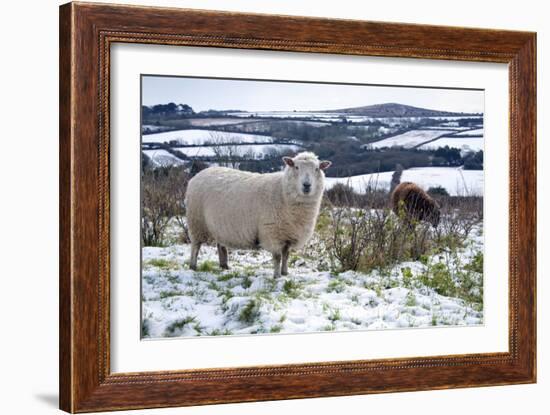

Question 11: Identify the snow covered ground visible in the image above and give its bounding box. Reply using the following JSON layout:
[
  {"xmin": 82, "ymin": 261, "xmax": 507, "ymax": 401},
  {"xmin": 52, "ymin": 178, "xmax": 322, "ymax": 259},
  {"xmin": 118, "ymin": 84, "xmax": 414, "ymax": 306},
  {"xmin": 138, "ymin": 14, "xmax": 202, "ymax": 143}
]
[
  {"xmin": 141, "ymin": 222, "xmax": 483, "ymax": 339},
  {"xmin": 325, "ymin": 167, "xmax": 484, "ymax": 196},
  {"xmin": 454, "ymin": 128, "xmax": 484, "ymax": 136},
  {"xmin": 418, "ymin": 137, "xmax": 484, "ymax": 152},
  {"xmin": 143, "ymin": 149, "xmax": 184, "ymax": 167},
  {"xmin": 167, "ymin": 144, "xmax": 302, "ymax": 159},
  {"xmin": 368, "ymin": 130, "xmax": 448, "ymax": 149},
  {"xmin": 142, "ymin": 129, "xmax": 276, "ymax": 145},
  {"xmin": 421, "ymin": 126, "xmax": 471, "ymax": 131}
]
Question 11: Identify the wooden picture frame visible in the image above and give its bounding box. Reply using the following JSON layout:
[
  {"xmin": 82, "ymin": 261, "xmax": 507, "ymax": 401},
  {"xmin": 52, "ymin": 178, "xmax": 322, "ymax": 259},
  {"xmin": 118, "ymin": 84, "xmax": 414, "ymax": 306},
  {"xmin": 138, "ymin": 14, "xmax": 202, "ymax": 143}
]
[{"xmin": 59, "ymin": 2, "xmax": 536, "ymax": 412}]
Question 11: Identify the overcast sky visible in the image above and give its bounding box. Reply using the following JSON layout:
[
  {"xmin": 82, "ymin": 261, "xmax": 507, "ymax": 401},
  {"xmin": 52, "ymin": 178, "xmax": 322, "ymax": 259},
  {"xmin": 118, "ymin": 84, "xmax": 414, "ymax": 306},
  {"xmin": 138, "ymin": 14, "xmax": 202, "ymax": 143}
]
[{"xmin": 142, "ymin": 75, "xmax": 484, "ymax": 114}]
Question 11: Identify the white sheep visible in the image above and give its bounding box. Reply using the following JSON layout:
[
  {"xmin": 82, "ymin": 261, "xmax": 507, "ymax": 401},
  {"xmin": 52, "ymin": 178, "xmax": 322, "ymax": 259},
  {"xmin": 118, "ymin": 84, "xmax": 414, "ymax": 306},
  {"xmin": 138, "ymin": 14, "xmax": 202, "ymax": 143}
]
[{"xmin": 185, "ymin": 152, "xmax": 331, "ymax": 277}]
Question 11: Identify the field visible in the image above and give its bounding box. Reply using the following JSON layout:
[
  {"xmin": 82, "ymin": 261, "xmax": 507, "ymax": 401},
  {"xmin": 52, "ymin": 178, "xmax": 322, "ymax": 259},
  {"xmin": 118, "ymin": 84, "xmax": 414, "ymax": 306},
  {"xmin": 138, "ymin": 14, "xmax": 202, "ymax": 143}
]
[
  {"xmin": 325, "ymin": 167, "xmax": 484, "ymax": 196},
  {"xmin": 142, "ymin": 129, "xmax": 277, "ymax": 145},
  {"xmin": 142, "ymin": 214, "xmax": 484, "ymax": 338},
  {"xmin": 140, "ymin": 101, "xmax": 485, "ymax": 339},
  {"xmin": 368, "ymin": 130, "xmax": 448, "ymax": 149}
]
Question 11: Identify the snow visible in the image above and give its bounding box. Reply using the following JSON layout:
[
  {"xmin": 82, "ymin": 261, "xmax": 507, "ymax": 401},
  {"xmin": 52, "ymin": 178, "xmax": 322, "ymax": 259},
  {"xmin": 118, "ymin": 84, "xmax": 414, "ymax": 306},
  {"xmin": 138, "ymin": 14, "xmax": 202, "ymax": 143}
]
[
  {"xmin": 141, "ymin": 221, "xmax": 483, "ymax": 339},
  {"xmin": 325, "ymin": 167, "xmax": 484, "ymax": 196},
  {"xmin": 421, "ymin": 126, "xmax": 471, "ymax": 131},
  {"xmin": 418, "ymin": 137, "xmax": 484, "ymax": 152},
  {"xmin": 142, "ymin": 129, "xmax": 276, "ymax": 145},
  {"xmin": 142, "ymin": 150, "xmax": 184, "ymax": 167},
  {"xmin": 368, "ymin": 130, "xmax": 448, "ymax": 149},
  {"xmin": 169, "ymin": 144, "xmax": 302, "ymax": 159},
  {"xmin": 453, "ymin": 128, "xmax": 484, "ymax": 136}
]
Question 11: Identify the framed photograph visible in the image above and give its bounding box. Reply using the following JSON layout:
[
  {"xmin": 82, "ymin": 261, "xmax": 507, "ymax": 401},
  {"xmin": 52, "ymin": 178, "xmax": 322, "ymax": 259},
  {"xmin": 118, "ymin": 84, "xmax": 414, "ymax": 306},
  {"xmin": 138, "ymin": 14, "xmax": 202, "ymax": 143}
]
[{"xmin": 59, "ymin": 2, "xmax": 536, "ymax": 412}]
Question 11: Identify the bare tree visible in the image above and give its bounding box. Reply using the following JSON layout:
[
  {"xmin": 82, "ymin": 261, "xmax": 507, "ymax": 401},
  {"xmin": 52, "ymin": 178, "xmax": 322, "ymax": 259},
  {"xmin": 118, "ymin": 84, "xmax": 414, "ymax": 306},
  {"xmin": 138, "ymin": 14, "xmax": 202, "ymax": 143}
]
[{"xmin": 208, "ymin": 132, "xmax": 242, "ymax": 169}]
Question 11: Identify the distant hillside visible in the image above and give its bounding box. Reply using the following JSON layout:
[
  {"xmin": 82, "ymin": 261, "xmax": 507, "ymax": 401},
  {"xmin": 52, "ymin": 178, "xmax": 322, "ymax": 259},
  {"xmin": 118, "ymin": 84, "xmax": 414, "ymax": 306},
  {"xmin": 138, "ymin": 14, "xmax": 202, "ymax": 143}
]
[{"xmin": 321, "ymin": 103, "xmax": 477, "ymax": 117}]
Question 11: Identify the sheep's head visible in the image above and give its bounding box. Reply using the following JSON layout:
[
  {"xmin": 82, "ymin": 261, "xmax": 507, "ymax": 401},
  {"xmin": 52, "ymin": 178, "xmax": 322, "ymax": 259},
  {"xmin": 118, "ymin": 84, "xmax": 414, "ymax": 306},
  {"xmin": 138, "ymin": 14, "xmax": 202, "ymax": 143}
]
[{"xmin": 282, "ymin": 152, "xmax": 331, "ymax": 202}]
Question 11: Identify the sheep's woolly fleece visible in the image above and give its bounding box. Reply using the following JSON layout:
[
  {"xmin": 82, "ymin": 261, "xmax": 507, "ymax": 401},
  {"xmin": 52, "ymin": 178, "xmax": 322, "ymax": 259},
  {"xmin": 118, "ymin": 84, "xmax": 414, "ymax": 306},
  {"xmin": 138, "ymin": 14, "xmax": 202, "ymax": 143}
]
[{"xmin": 185, "ymin": 152, "xmax": 326, "ymax": 276}]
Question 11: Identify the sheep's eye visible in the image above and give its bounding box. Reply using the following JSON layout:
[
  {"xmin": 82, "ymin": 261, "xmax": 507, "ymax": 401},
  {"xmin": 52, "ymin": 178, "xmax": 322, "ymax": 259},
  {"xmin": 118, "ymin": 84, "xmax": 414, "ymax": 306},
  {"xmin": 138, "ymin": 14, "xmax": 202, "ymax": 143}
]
[
  {"xmin": 316, "ymin": 168, "xmax": 320, "ymax": 172},
  {"xmin": 295, "ymin": 166, "xmax": 299, "ymax": 170}
]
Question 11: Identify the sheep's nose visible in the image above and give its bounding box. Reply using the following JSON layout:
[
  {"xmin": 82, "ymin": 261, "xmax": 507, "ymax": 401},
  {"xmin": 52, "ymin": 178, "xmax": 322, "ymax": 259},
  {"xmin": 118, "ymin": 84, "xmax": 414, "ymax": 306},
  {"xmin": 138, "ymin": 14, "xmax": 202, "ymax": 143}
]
[{"xmin": 303, "ymin": 183, "xmax": 311, "ymax": 193}]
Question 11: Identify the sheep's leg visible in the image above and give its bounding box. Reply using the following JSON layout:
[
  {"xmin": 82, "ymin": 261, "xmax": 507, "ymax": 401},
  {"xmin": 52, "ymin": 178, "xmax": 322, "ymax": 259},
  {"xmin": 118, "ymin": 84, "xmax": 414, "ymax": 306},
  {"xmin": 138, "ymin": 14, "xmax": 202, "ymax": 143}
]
[
  {"xmin": 272, "ymin": 252, "xmax": 282, "ymax": 278},
  {"xmin": 190, "ymin": 241, "xmax": 201, "ymax": 271},
  {"xmin": 281, "ymin": 244, "xmax": 290, "ymax": 276},
  {"xmin": 217, "ymin": 244, "xmax": 229, "ymax": 270}
]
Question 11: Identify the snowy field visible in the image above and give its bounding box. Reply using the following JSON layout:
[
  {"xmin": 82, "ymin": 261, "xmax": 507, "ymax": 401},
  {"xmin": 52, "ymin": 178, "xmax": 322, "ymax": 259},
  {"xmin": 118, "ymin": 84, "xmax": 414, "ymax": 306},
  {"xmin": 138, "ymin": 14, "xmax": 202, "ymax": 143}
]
[
  {"xmin": 325, "ymin": 167, "xmax": 484, "ymax": 196},
  {"xmin": 142, "ymin": 129, "xmax": 276, "ymax": 145},
  {"xmin": 418, "ymin": 137, "xmax": 484, "ymax": 152},
  {"xmin": 454, "ymin": 128, "xmax": 484, "ymax": 136},
  {"xmin": 141, "ymin": 222, "xmax": 483, "ymax": 338},
  {"xmin": 143, "ymin": 149, "xmax": 184, "ymax": 167},
  {"xmin": 368, "ymin": 130, "xmax": 448, "ymax": 149},
  {"xmin": 167, "ymin": 144, "xmax": 302, "ymax": 159},
  {"xmin": 421, "ymin": 126, "xmax": 471, "ymax": 131}
]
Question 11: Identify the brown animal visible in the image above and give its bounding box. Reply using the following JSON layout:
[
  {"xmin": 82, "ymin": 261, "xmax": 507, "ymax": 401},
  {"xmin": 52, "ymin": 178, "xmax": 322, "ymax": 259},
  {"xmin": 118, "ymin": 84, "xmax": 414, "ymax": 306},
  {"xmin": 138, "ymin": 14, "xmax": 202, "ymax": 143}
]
[{"xmin": 391, "ymin": 182, "xmax": 441, "ymax": 227}]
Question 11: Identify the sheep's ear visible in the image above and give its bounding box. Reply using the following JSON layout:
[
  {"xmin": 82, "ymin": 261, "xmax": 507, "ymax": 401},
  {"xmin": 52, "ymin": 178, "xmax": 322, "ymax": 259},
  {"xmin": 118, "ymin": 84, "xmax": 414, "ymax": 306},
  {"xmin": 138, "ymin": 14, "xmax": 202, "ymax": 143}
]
[
  {"xmin": 283, "ymin": 157, "xmax": 295, "ymax": 167},
  {"xmin": 319, "ymin": 160, "xmax": 332, "ymax": 170}
]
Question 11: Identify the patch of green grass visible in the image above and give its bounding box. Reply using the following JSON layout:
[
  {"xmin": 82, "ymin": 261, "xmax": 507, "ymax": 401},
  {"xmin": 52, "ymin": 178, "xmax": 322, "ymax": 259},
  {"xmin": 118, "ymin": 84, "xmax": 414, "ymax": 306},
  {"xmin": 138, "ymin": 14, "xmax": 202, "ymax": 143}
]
[
  {"xmin": 405, "ymin": 291, "xmax": 417, "ymax": 307},
  {"xmin": 282, "ymin": 279, "xmax": 302, "ymax": 299},
  {"xmin": 401, "ymin": 266, "xmax": 414, "ymax": 289},
  {"xmin": 193, "ymin": 322, "xmax": 204, "ymax": 335},
  {"xmin": 241, "ymin": 275, "xmax": 253, "ymax": 289},
  {"xmin": 164, "ymin": 316, "xmax": 197, "ymax": 337},
  {"xmin": 207, "ymin": 328, "xmax": 233, "ymax": 336},
  {"xmin": 419, "ymin": 262, "xmax": 456, "ymax": 298},
  {"xmin": 146, "ymin": 258, "xmax": 179, "ymax": 269},
  {"xmin": 328, "ymin": 309, "xmax": 341, "ymax": 322},
  {"xmin": 218, "ymin": 271, "xmax": 240, "ymax": 282},
  {"xmin": 159, "ymin": 289, "xmax": 184, "ymax": 299},
  {"xmin": 465, "ymin": 252, "xmax": 483, "ymax": 274},
  {"xmin": 197, "ymin": 260, "xmax": 220, "ymax": 273},
  {"xmin": 269, "ymin": 325, "xmax": 282, "ymax": 333},
  {"xmin": 327, "ymin": 278, "xmax": 347, "ymax": 294},
  {"xmin": 164, "ymin": 272, "xmax": 180, "ymax": 284},
  {"xmin": 322, "ymin": 324, "xmax": 335, "ymax": 331},
  {"xmin": 238, "ymin": 299, "xmax": 261, "ymax": 325},
  {"xmin": 419, "ymin": 254, "xmax": 430, "ymax": 265}
]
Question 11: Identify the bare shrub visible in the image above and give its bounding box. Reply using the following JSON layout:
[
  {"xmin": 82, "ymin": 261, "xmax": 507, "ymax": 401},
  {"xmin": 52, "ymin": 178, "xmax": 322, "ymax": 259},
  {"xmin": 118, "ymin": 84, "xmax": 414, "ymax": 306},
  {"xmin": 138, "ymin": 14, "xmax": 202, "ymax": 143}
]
[
  {"xmin": 142, "ymin": 166, "xmax": 190, "ymax": 246},
  {"xmin": 329, "ymin": 207, "xmax": 371, "ymax": 271},
  {"xmin": 320, "ymin": 191, "xmax": 482, "ymax": 273},
  {"xmin": 325, "ymin": 179, "xmax": 389, "ymax": 209}
]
